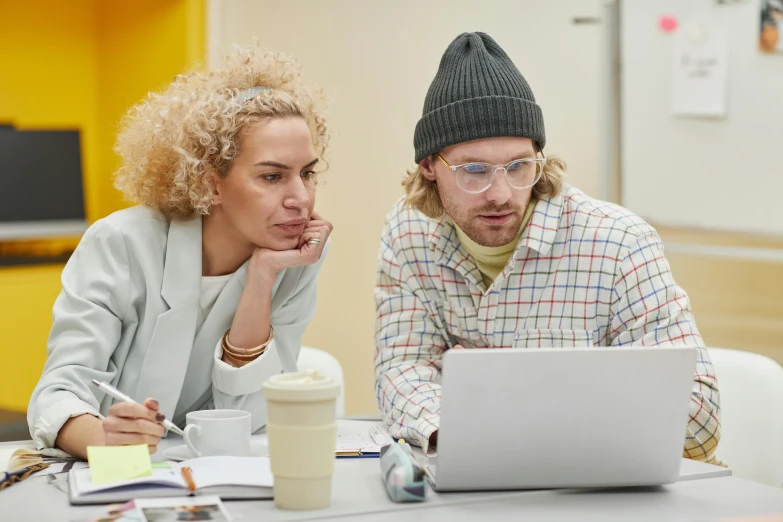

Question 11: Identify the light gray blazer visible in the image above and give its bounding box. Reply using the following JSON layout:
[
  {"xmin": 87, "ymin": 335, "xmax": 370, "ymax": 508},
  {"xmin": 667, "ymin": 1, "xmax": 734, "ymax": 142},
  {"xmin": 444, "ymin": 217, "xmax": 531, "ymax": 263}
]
[{"xmin": 28, "ymin": 206, "xmax": 328, "ymax": 451}]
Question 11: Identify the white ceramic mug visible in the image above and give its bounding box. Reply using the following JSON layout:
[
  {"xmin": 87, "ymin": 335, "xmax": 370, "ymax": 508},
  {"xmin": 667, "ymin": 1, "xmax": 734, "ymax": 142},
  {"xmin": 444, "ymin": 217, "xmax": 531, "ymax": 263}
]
[{"xmin": 183, "ymin": 409, "xmax": 251, "ymax": 458}]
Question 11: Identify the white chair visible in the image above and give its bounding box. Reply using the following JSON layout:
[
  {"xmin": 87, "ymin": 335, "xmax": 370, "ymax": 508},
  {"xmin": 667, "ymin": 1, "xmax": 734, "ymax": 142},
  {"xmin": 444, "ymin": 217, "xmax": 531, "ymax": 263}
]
[
  {"xmin": 298, "ymin": 346, "xmax": 346, "ymax": 418},
  {"xmin": 710, "ymin": 347, "xmax": 783, "ymax": 487}
]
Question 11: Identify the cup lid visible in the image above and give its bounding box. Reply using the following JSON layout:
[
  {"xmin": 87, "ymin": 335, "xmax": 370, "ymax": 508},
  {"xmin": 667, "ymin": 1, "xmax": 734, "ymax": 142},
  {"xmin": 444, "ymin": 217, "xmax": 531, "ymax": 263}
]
[{"xmin": 262, "ymin": 370, "xmax": 340, "ymax": 401}]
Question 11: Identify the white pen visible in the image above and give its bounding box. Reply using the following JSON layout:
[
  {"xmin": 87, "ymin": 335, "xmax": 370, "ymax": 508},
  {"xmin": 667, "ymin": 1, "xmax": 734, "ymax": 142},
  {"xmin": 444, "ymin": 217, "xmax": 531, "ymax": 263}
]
[{"xmin": 91, "ymin": 379, "xmax": 185, "ymax": 436}]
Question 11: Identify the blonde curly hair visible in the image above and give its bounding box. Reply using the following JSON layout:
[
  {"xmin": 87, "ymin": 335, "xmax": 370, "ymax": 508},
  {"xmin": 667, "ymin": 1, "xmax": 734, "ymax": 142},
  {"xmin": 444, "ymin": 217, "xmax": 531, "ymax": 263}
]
[
  {"xmin": 114, "ymin": 46, "xmax": 329, "ymax": 219},
  {"xmin": 402, "ymin": 149, "xmax": 567, "ymax": 219}
]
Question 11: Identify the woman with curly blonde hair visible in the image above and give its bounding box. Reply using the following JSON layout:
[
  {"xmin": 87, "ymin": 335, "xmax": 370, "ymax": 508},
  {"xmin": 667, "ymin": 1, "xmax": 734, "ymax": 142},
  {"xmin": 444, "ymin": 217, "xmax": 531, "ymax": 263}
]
[{"xmin": 28, "ymin": 48, "xmax": 333, "ymax": 458}]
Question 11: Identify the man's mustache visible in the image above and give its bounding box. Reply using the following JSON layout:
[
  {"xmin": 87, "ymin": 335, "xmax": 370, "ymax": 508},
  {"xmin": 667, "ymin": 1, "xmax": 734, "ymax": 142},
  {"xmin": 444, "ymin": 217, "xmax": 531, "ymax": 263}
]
[{"xmin": 472, "ymin": 204, "xmax": 520, "ymax": 214}]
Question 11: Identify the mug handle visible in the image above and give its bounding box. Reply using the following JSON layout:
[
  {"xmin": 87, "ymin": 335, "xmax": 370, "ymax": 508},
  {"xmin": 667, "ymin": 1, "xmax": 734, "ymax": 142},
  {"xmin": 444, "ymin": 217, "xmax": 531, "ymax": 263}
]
[{"xmin": 183, "ymin": 424, "xmax": 202, "ymax": 458}]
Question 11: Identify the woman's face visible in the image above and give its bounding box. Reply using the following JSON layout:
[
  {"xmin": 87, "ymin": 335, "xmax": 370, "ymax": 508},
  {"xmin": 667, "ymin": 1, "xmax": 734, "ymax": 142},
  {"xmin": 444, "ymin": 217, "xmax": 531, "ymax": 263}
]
[{"xmin": 212, "ymin": 117, "xmax": 319, "ymax": 251}]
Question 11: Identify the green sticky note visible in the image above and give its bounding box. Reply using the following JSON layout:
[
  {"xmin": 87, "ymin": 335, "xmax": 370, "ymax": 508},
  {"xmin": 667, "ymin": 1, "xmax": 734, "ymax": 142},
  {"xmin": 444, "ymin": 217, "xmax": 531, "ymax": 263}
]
[
  {"xmin": 87, "ymin": 445, "xmax": 153, "ymax": 485},
  {"xmin": 151, "ymin": 462, "xmax": 171, "ymax": 469}
]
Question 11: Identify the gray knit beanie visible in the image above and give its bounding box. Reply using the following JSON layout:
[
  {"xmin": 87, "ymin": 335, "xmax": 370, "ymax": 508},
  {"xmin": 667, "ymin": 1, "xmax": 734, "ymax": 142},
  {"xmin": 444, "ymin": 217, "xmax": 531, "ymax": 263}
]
[{"xmin": 414, "ymin": 32, "xmax": 545, "ymax": 164}]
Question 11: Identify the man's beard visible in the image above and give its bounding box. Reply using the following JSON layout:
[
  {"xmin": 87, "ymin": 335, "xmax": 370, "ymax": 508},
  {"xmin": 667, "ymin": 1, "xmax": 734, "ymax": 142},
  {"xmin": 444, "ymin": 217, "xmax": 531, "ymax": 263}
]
[{"xmin": 440, "ymin": 191, "xmax": 524, "ymax": 247}]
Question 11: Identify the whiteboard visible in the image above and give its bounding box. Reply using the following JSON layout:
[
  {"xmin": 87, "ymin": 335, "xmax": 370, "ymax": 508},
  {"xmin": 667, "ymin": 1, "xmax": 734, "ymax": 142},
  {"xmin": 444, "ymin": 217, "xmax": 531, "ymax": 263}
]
[{"xmin": 621, "ymin": 0, "xmax": 783, "ymax": 235}]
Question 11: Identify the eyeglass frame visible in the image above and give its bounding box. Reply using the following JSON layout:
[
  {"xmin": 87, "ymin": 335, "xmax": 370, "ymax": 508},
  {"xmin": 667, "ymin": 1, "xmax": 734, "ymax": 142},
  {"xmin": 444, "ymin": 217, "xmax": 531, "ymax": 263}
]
[{"xmin": 436, "ymin": 150, "xmax": 547, "ymax": 194}]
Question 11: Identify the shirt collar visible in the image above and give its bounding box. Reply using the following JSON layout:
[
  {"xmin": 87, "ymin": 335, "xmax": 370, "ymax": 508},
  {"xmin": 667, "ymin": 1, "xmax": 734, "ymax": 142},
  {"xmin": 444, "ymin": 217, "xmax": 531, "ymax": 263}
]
[{"xmin": 517, "ymin": 191, "xmax": 563, "ymax": 256}]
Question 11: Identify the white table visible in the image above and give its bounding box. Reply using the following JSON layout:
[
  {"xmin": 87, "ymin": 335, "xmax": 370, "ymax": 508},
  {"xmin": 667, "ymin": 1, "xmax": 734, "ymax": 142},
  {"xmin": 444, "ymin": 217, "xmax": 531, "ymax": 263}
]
[{"xmin": 0, "ymin": 421, "xmax": 778, "ymax": 522}]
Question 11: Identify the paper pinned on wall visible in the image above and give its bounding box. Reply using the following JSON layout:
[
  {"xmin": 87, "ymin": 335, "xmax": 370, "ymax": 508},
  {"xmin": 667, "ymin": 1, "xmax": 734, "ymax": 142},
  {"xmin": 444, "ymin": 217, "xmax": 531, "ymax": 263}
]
[{"xmin": 672, "ymin": 23, "xmax": 728, "ymax": 118}]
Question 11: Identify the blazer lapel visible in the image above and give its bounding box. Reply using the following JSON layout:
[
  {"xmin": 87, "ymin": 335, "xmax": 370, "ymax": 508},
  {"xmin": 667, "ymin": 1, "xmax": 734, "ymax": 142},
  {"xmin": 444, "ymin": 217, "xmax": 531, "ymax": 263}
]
[{"xmin": 134, "ymin": 215, "xmax": 202, "ymax": 422}]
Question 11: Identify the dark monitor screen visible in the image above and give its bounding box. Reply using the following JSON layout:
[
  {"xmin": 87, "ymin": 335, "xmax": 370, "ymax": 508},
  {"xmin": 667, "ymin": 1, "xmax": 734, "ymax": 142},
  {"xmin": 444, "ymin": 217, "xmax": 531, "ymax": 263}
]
[{"xmin": 0, "ymin": 129, "xmax": 86, "ymax": 223}]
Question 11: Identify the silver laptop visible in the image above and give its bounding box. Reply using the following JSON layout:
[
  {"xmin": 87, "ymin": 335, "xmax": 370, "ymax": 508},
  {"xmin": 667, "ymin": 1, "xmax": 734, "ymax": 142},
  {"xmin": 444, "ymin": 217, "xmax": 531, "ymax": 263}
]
[{"xmin": 427, "ymin": 346, "xmax": 698, "ymax": 491}]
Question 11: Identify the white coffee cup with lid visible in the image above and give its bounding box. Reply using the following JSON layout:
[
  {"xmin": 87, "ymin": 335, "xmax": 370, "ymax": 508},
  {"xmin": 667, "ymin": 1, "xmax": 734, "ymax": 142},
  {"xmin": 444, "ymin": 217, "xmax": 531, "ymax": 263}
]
[{"xmin": 262, "ymin": 369, "xmax": 340, "ymax": 510}]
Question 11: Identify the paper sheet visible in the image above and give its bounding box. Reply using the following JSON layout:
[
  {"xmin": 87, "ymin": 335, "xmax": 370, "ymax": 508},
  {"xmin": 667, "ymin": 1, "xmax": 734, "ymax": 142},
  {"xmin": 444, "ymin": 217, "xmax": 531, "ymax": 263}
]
[
  {"xmin": 672, "ymin": 23, "xmax": 728, "ymax": 117},
  {"xmin": 250, "ymin": 420, "xmax": 392, "ymax": 455},
  {"xmin": 335, "ymin": 423, "xmax": 391, "ymax": 454}
]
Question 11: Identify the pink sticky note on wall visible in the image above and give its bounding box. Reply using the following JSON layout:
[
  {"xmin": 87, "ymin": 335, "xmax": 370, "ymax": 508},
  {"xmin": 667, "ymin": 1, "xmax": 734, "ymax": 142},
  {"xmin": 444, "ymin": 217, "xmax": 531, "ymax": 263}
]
[{"xmin": 659, "ymin": 15, "xmax": 679, "ymax": 33}]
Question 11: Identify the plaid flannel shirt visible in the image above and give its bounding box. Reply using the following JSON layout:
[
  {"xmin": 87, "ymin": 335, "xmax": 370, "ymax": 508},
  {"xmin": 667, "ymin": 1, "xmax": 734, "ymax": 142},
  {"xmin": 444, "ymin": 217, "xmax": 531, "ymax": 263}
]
[{"xmin": 374, "ymin": 185, "xmax": 721, "ymax": 463}]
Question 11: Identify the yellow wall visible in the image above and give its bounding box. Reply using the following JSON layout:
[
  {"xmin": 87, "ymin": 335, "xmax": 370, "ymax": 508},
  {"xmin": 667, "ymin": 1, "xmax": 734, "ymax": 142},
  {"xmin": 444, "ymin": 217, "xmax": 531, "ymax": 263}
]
[
  {"xmin": 94, "ymin": 0, "xmax": 205, "ymax": 216},
  {"xmin": 0, "ymin": 266, "xmax": 64, "ymax": 411},
  {"xmin": 0, "ymin": 0, "xmax": 204, "ymax": 412}
]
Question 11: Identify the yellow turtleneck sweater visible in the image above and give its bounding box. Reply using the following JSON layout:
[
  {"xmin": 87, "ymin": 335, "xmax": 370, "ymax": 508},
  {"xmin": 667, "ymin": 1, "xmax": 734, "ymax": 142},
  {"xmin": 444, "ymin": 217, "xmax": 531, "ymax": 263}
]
[{"xmin": 454, "ymin": 201, "xmax": 536, "ymax": 288}]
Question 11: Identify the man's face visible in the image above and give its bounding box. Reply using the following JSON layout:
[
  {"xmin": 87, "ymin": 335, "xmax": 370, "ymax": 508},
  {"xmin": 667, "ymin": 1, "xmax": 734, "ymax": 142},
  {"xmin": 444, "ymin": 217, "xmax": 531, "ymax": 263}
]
[{"xmin": 421, "ymin": 137, "xmax": 537, "ymax": 247}]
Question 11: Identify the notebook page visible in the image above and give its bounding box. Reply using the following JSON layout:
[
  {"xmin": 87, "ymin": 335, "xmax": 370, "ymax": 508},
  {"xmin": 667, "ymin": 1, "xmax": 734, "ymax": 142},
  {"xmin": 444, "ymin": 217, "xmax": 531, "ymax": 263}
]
[
  {"xmin": 335, "ymin": 429, "xmax": 382, "ymax": 454},
  {"xmin": 181, "ymin": 456, "xmax": 273, "ymax": 489},
  {"xmin": 71, "ymin": 467, "xmax": 186, "ymax": 495},
  {"xmin": 251, "ymin": 420, "xmax": 391, "ymax": 454}
]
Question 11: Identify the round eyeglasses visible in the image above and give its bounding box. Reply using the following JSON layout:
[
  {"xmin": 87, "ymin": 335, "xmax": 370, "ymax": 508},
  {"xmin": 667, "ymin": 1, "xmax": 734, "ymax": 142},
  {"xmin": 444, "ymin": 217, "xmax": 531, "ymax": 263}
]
[{"xmin": 437, "ymin": 153, "xmax": 546, "ymax": 194}]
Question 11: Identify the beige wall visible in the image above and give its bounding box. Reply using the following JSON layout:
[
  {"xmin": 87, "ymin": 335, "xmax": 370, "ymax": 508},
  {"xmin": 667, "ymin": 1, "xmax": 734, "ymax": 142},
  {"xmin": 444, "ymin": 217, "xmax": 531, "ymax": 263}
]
[
  {"xmin": 656, "ymin": 226, "xmax": 783, "ymax": 366},
  {"xmin": 212, "ymin": 0, "xmax": 609, "ymax": 414}
]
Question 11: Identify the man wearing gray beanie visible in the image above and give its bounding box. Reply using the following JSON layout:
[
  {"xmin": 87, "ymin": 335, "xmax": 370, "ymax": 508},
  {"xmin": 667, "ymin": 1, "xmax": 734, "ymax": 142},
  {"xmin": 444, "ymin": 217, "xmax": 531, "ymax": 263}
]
[{"xmin": 374, "ymin": 33, "xmax": 720, "ymax": 464}]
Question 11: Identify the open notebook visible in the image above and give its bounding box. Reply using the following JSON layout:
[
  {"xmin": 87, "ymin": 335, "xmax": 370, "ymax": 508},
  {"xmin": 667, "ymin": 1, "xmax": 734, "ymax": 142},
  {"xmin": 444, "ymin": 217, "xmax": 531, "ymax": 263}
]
[{"xmin": 69, "ymin": 456, "xmax": 273, "ymax": 505}]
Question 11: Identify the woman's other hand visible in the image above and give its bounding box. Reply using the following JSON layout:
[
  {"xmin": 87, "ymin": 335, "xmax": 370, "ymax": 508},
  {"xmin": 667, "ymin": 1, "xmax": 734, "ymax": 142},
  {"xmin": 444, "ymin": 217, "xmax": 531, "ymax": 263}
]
[{"xmin": 102, "ymin": 398, "xmax": 166, "ymax": 454}]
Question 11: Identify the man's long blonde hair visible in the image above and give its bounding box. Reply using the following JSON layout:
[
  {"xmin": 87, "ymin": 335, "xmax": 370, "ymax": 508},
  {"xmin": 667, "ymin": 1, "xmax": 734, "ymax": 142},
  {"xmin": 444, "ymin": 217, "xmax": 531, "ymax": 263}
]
[{"xmin": 402, "ymin": 149, "xmax": 567, "ymax": 219}]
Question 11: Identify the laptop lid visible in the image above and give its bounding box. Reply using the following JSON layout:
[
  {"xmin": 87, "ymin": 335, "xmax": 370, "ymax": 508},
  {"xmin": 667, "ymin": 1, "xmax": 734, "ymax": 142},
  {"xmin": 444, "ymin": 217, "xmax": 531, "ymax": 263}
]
[{"xmin": 434, "ymin": 346, "xmax": 698, "ymax": 491}]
